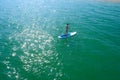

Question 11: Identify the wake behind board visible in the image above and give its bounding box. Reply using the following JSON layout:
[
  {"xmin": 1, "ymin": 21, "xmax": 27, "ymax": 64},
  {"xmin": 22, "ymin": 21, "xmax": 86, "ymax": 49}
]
[{"xmin": 58, "ymin": 32, "xmax": 77, "ymax": 39}]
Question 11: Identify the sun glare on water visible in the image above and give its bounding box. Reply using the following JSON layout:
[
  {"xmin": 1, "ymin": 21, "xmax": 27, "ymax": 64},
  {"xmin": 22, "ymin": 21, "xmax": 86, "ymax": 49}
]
[{"xmin": 4, "ymin": 27, "xmax": 63, "ymax": 80}]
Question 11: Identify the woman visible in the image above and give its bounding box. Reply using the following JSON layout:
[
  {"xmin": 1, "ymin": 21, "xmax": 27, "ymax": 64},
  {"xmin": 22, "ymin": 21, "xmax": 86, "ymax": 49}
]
[{"xmin": 65, "ymin": 24, "xmax": 69, "ymax": 34}]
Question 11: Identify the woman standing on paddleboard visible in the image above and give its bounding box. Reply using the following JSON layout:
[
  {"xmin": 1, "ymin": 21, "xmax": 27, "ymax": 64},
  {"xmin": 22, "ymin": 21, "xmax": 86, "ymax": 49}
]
[{"xmin": 65, "ymin": 24, "xmax": 69, "ymax": 34}]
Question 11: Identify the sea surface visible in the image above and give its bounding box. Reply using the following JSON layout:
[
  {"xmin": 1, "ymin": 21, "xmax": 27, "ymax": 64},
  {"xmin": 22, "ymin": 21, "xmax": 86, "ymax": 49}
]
[{"xmin": 0, "ymin": 0, "xmax": 120, "ymax": 80}]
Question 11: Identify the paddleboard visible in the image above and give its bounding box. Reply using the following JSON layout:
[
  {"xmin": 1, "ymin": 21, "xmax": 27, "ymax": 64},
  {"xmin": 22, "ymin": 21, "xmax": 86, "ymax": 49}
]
[{"xmin": 58, "ymin": 32, "xmax": 77, "ymax": 39}]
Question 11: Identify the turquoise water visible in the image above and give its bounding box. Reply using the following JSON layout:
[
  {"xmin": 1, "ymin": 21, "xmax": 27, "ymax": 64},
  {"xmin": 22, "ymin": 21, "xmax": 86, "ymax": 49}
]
[{"xmin": 0, "ymin": 0, "xmax": 120, "ymax": 80}]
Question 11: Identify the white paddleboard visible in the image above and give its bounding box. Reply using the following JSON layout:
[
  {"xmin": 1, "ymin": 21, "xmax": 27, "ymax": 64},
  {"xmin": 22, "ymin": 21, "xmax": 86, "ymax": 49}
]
[{"xmin": 58, "ymin": 32, "xmax": 77, "ymax": 39}]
